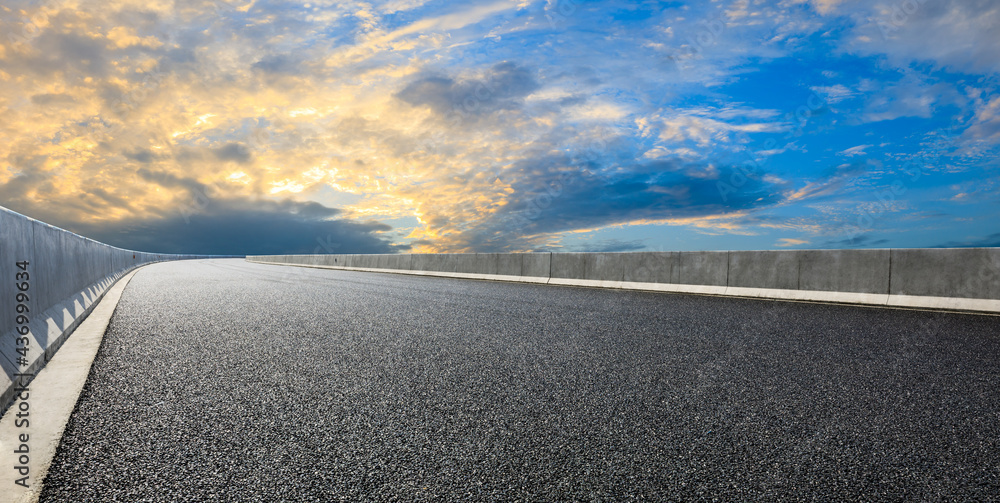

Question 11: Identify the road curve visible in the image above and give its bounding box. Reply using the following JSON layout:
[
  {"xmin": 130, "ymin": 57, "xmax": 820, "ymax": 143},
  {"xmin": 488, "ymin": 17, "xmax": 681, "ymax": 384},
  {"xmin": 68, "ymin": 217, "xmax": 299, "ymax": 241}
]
[{"xmin": 41, "ymin": 259, "xmax": 1000, "ymax": 501}]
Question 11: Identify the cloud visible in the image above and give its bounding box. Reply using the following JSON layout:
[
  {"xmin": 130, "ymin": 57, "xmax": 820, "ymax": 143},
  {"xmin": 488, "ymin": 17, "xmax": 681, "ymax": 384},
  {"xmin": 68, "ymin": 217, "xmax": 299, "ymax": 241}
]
[
  {"xmin": 0, "ymin": 161, "xmax": 402, "ymax": 254},
  {"xmin": 785, "ymin": 0, "xmax": 852, "ymax": 15},
  {"xmin": 776, "ymin": 238, "xmax": 808, "ymax": 247},
  {"xmin": 73, "ymin": 200, "xmax": 404, "ymax": 255},
  {"xmin": 10, "ymin": 31, "xmax": 112, "ymax": 78},
  {"xmin": 376, "ymin": 0, "xmax": 517, "ymax": 43},
  {"xmin": 809, "ymin": 84, "xmax": 857, "ymax": 104},
  {"xmin": 30, "ymin": 93, "xmax": 76, "ymax": 105},
  {"xmin": 839, "ymin": 144, "xmax": 872, "ymax": 157},
  {"xmin": 124, "ymin": 148, "xmax": 156, "ymax": 163},
  {"xmin": 653, "ymin": 107, "xmax": 787, "ymax": 148},
  {"xmin": 936, "ymin": 233, "xmax": 1000, "ymax": 248},
  {"xmin": 843, "ymin": 0, "xmax": 1000, "ymax": 74},
  {"xmin": 435, "ymin": 154, "xmax": 784, "ymax": 251},
  {"xmin": 0, "ymin": 0, "xmax": 996, "ymax": 256},
  {"xmin": 568, "ymin": 239, "xmax": 647, "ymax": 253},
  {"xmin": 963, "ymin": 95, "xmax": 1000, "ymax": 144},
  {"xmin": 252, "ymin": 54, "xmax": 303, "ymax": 75},
  {"xmin": 859, "ymin": 75, "xmax": 963, "ymax": 123},
  {"xmin": 106, "ymin": 26, "xmax": 164, "ymax": 49},
  {"xmin": 213, "ymin": 142, "xmax": 253, "ymax": 164},
  {"xmin": 395, "ymin": 62, "xmax": 540, "ymax": 118},
  {"xmin": 784, "ymin": 161, "xmax": 872, "ymax": 203},
  {"xmin": 820, "ymin": 233, "xmax": 889, "ymax": 248},
  {"xmin": 377, "ymin": 0, "xmax": 433, "ymax": 14},
  {"xmin": 135, "ymin": 168, "xmax": 216, "ymax": 198}
]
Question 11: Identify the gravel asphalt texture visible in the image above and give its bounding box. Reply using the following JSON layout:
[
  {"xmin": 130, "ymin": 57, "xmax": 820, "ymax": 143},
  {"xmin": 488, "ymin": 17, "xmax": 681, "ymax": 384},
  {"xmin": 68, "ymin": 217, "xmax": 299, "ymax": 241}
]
[{"xmin": 41, "ymin": 259, "xmax": 1000, "ymax": 502}]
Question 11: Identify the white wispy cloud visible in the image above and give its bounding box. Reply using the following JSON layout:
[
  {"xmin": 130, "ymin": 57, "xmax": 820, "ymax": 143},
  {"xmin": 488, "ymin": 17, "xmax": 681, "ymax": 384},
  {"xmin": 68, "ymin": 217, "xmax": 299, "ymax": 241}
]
[{"xmin": 839, "ymin": 144, "xmax": 872, "ymax": 157}]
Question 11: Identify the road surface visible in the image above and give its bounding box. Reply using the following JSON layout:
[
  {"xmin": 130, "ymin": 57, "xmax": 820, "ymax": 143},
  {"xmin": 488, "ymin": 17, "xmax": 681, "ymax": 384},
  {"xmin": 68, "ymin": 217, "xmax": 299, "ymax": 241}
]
[{"xmin": 41, "ymin": 259, "xmax": 1000, "ymax": 501}]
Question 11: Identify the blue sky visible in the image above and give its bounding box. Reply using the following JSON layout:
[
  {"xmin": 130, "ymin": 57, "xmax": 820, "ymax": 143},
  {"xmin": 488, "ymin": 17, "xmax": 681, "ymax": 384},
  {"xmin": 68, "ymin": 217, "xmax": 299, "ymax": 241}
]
[{"xmin": 0, "ymin": 0, "xmax": 997, "ymax": 254}]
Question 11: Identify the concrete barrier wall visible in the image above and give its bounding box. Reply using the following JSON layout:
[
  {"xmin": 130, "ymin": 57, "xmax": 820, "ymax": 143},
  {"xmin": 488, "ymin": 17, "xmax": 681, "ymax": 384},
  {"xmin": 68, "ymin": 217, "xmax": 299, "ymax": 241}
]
[
  {"xmin": 247, "ymin": 248, "xmax": 1000, "ymax": 313},
  {"xmin": 622, "ymin": 252, "xmax": 677, "ymax": 284},
  {"xmin": 522, "ymin": 253, "xmax": 551, "ymax": 278},
  {"xmin": 549, "ymin": 253, "xmax": 585, "ymax": 280},
  {"xmin": 678, "ymin": 251, "xmax": 730, "ymax": 286},
  {"xmin": 1, "ymin": 206, "xmax": 215, "ymax": 410},
  {"xmin": 799, "ymin": 249, "xmax": 889, "ymax": 294},
  {"xmin": 889, "ymin": 248, "xmax": 1000, "ymax": 299},
  {"xmin": 728, "ymin": 250, "xmax": 800, "ymax": 290}
]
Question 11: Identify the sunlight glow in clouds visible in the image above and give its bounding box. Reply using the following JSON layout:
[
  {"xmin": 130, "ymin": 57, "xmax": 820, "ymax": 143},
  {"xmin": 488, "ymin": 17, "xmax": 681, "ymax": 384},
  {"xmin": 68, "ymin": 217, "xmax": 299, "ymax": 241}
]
[{"xmin": 0, "ymin": 0, "xmax": 998, "ymax": 254}]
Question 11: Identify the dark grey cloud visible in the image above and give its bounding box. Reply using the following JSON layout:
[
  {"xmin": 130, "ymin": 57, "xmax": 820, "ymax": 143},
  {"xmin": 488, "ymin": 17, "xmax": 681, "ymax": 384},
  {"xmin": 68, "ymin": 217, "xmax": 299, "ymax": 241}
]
[
  {"xmin": 509, "ymin": 158, "xmax": 777, "ymax": 232},
  {"xmin": 72, "ymin": 200, "xmax": 404, "ymax": 255},
  {"xmin": 30, "ymin": 93, "xmax": 76, "ymax": 105},
  {"xmin": 121, "ymin": 143, "xmax": 248, "ymax": 166},
  {"xmin": 164, "ymin": 47, "xmax": 197, "ymax": 64},
  {"xmin": 124, "ymin": 148, "xmax": 156, "ymax": 163},
  {"xmin": 213, "ymin": 142, "xmax": 252, "ymax": 163},
  {"xmin": 568, "ymin": 239, "xmax": 647, "ymax": 252},
  {"xmin": 175, "ymin": 146, "xmax": 208, "ymax": 164},
  {"xmin": 135, "ymin": 167, "xmax": 340, "ymax": 222},
  {"xmin": 14, "ymin": 31, "xmax": 111, "ymax": 77},
  {"xmin": 136, "ymin": 167, "xmax": 207, "ymax": 195},
  {"xmin": 935, "ymin": 233, "xmax": 1000, "ymax": 248},
  {"xmin": 116, "ymin": 170, "xmax": 402, "ymax": 255},
  {"xmin": 557, "ymin": 95, "xmax": 588, "ymax": 107},
  {"xmin": 252, "ymin": 54, "xmax": 301, "ymax": 74},
  {"xmin": 84, "ymin": 186, "xmax": 134, "ymax": 212},
  {"xmin": 395, "ymin": 62, "xmax": 540, "ymax": 118},
  {"xmin": 452, "ymin": 154, "xmax": 782, "ymax": 252},
  {"xmin": 0, "ymin": 168, "xmax": 403, "ymax": 255},
  {"xmin": 820, "ymin": 234, "xmax": 890, "ymax": 248}
]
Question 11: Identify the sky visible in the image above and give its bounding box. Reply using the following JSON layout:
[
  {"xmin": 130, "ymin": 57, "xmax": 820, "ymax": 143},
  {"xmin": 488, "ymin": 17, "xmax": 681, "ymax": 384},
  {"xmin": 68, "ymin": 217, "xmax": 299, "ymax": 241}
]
[{"xmin": 0, "ymin": 0, "xmax": 998, "ymax": 255}]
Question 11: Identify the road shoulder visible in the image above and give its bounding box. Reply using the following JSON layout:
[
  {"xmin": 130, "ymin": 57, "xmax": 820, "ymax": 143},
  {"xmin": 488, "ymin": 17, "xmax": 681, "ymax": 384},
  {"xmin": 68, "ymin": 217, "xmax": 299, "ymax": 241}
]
[{"xmin": 0, "ymin": 267, "xmax": 143, "ymax": 503}]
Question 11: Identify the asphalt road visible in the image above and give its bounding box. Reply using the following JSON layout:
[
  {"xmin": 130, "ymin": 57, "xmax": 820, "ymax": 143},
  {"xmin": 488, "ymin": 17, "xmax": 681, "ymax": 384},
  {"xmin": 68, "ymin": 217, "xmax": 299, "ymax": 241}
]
[{"xmin": 41, "ymin": 259, "xmax": 1000, "ymax": 501}]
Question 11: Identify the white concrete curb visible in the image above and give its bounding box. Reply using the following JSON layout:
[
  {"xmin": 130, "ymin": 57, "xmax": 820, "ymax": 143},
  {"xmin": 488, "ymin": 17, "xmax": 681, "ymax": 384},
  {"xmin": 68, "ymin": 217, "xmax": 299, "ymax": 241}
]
[
  {"xmin": 0, "ymin": 267, "xmax": 143, "ymax": 503},
  {"xmin": 887, "ymin": 294, "xmax": 1000, "ymax": 312}
]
